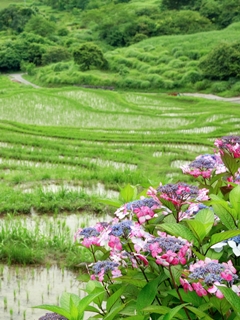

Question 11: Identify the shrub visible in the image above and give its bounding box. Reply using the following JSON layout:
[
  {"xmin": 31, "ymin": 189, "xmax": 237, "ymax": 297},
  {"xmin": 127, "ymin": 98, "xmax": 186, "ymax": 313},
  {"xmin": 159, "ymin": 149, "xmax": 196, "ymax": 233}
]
[
  {"xmin": 194, "ymin": 79, "xmax": 211, "ymax": 90},
  {"xmin": 181, "ymin": 70, "xmax": 203, "ymax": 84},
  {"xmin": 199, "ymin": 41, "xmax": 240, "ymax": 80},
  {"xmin": 211, "ymin": 81, "xmax": 229, "ymax": 93},
  {"xmin": 42, "ymin": 46, "xmax": 71, "ymax": 65}
]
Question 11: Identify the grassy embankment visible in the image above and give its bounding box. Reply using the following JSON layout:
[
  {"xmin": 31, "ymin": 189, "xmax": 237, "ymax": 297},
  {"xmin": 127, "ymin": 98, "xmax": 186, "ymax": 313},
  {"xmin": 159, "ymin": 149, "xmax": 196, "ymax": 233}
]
[
  {"xmin": 0, "ymin": 69, "xmax": 239, "ymax": 267},
  {"xmin": 29, "ymin": 21, "xmax": 240, "ymax": 96}
]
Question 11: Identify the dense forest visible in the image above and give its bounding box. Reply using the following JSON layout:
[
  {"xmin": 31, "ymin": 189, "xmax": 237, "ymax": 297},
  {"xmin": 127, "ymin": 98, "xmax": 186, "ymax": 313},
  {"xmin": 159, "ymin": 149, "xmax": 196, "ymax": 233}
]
[{"xmin": 0, "ymin": 0, "xmax": 240, "ymax": 93}]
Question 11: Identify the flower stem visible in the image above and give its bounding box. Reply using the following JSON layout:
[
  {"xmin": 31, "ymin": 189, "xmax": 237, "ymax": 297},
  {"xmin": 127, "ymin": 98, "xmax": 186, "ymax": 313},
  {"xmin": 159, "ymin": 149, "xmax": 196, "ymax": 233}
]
[{"xmin": 168, "ymin": 266, "xmax": 191, "ymax": 320}]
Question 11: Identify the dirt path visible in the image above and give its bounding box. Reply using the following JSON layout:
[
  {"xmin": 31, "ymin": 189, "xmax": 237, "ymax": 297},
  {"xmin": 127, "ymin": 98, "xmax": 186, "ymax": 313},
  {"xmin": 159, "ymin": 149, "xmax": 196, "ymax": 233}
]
[
  {"xmin": 9, "ymin": 73, "xmax": 41, "ymax": 88},
  {"xmin": 182, "ymin": 93, "xmax": 240, "ymax": 103},
  {"xmin": 8, "ymin": 74, "xmax": 240, "ymax": 103}
]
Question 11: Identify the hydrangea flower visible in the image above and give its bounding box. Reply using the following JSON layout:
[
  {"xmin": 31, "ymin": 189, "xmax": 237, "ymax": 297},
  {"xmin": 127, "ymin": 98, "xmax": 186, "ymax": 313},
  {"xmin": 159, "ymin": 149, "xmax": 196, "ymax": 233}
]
[
  {"xmin": 181, "ymin": 258, "xmax": 238, "ymax": 298},
  {"xmin": 181, "ymin": 154, "xmax": 226, "ymax": 178},
  {"xmin": 211, "ymin": 235, "xmax": 240, "ymax": 256},
  {"xmin": 90, "ymin": 260, "xmax": 122, "ymax": 282},
  {"xmin": 115, "ymin": 197, "xmax": 160, "ymax": 223},
  {"xmin": 157, "ymin": 183, "xmax": 208, "ymax": 208},
  {"xmin": 144, "ymin": 233, "xmax": 192, "ymax": 267},
  {"xmin": 215, "ymin": 135, "xmax": 240, "ymax": 158},
  {"xmin": 74, "ymin": 227, "xmax": 101, "ymax": 248}
]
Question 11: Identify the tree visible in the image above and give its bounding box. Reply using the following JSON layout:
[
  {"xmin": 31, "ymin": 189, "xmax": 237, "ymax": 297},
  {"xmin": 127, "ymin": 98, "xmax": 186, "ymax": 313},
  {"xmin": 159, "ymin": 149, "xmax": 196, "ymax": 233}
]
[
  {"xmin": 0, "ymin": 5, "xmax": 36, "ymax": 33},
  {"xmin": 42, "ymin": 46, "xmax": 71, "ymax": 65},
  {"xmin": 199, "ymin": 42, "xmax": 240, "ymax": 80},
  {"xmin": 24, "ymin": 15, "xmax": 56, "ymax": 37},
  {"xmin": 72, "ymin": 43, "xmax": 107, "ymax": 71}
]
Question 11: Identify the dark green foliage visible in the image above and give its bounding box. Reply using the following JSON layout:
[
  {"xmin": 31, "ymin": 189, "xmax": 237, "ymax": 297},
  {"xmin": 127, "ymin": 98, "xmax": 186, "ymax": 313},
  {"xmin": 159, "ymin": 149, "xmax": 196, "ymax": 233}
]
[
  {"xmin": 72, "ymin": 43, "xmax": 107, "ymax": 71},
  {"xmin": 217, "ymin": 0, "xmax": 240, "ymax": 28},
  {"xmin": 24, "ymin": 15, "xmax": 56, "ymax": 37},
  {"xmin": 42, "ymin": 46, "xmax": 71, "ymax": 65},
  {"xmin": 45, "ymin": 0, "xmax": 89, "ymax": 11},
  {"xmin": 199, "ymin": 0, "xmax": 221, "ymax": 23},
  {"xmin": 156, "ymin": 10, "xmax": 213, "ymax": 35},
  {"xmin": 161, "ymin": 0, "xmax": 195, "ymax": 10},
  {"xmin": 199, "ymin": 42, "xmax": 240, "ymax": 80},
  {"xmin": 0, "ymin": 5, "xmax": 36, "ymax": 33}
]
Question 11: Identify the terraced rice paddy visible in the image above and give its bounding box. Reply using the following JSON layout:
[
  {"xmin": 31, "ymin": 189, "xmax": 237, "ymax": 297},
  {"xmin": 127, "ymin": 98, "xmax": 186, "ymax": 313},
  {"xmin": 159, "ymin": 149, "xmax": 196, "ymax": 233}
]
[{"xmin": 0, "ymin": 75, "xmax": 239, "ymax": 215}]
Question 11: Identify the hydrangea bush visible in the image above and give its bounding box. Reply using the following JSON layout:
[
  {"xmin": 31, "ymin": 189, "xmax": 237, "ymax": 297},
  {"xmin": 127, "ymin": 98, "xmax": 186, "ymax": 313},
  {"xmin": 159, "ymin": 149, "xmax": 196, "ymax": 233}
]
[{"xmin": 36, "ymin": 136, "xmax": 240, "ymax": 320}]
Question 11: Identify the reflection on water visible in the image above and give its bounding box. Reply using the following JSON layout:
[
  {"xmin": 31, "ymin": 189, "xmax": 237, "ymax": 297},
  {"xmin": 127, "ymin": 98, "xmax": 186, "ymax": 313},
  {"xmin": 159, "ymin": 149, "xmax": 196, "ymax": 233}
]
[
  {"xmin": 0, "ymin": 265, "xmax": 82, "ymax": 320},
  {"xmin": 0, "ymin": 213, "xmax": 112, "ymax": 320}
]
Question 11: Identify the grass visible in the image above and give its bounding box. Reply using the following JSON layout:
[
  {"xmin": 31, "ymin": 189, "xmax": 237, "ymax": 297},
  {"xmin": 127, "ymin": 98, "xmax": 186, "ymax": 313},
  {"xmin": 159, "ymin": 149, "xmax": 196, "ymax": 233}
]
[
  {"xmin": 0, "ymin": 213, "xmax": 94, "ymax": 267},
  {"xmin": 0, "ymin": 75, "xmax": 239, "ymax": 216},
  {"xmin": 28, "ymin": 21, "xmax": 240, "ymax": 96}
]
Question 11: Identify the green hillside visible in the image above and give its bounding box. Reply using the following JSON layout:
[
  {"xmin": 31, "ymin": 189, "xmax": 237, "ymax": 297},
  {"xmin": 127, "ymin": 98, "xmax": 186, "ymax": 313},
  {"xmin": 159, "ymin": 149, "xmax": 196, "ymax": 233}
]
[{"xmin": 0, "ymin": 0, "xmax": 239, "ymax": 95}]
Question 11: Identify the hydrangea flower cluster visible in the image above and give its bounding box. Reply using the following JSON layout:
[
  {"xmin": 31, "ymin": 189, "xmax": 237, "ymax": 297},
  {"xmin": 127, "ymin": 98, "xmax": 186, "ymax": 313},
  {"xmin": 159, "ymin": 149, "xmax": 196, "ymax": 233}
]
[
  {"xmin": 181, "ymin": 154, "xmax": 226, "ymax": 178},
  {"xmin": 115, "ymin": 197, "xmax": 161, "ymax": 223},
  {"xmin": 157, "ymin": 182, "xmax": 208, "ymax": 207},
  {"xmin": 227, "ymin": 169, "xmax": 240, "ymax": 185},
  {"xmin": 211, "ymin": 235, "xmax": 240, "ymax": 256},
  {"xmin": 144, "ymin": 233, "xmax": 192, "ymax": 267},
  {"xmin": 90, "ymin": 260, "xmax": 121, "ymax": 281},
  {"xmin": 215, "ymin": 135, "xmax": 240, "ymax": 158},
  {"xmin": 181, "ymin": 258, "xmax": 238, "ymax": 298}
]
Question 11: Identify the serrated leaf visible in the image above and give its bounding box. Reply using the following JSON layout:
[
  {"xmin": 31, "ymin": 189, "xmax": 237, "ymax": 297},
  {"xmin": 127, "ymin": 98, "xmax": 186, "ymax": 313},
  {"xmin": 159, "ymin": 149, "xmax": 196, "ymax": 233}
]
[
  {"xmin": 119, "ymin": 184, "xmax": 137, "ymax": 203},
  {"xmin": 217, "ymin": 286, "xmax": 240, "ymax": 315},
  {"xmin": 159, "ymin": 223, "xmax": 198, "ymax": 246},
  {"xmin": 208, "ymin": 230, "xmax": 240, "ymax": 249},
  {"xmin": 212, "ymin": 203, "xmax": 236, "ymax": 230},
  {"xmin": 195, "ymin": 209, "xmax": 214, "ymax": 235},
  {"xmin": 185, "ymin": 220, "xmax": 207, "ymax": 243},
  {"xmin": 229, "ymin": 185, "xmax": 240, "ymax": 214},
  {"xmin": 210, "ymin": 296, "xmax": 231, "ymax": 315},
  {"xmin": 221, "ymin": 152, "xmax": 239, "ymax": 176}
]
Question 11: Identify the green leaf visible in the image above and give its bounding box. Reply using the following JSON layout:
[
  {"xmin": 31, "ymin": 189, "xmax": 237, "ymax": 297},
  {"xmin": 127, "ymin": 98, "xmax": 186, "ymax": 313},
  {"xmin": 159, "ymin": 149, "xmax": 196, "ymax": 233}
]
[
  {"xmin": 97, "ymin": 198, "xmax": 122, "ymax": 208},
  {"xmin": 168, "ymin": 289, "xmax": 203, "ymax": 307},
  {"xmin": 210, "ymin": 296, "xmax": 231, "ymax": 316},
  {"xmin": 229, "ymin": 185, "xmax": 240, "ymax": 214},
  {"xmin": 217, "ymin": 286, "xmax": 240, "ymax": 315},
  {"xmin": 212, "ymin": 203, "xmax": 236, "ymax": 229},
  {"xmin": 78, "ymin": 291, "xmax": 107, "ymax": 315},
  {"xmin": 185, "ymin": 220, "xmax": 207, "ymax": 243},
  {"xmin": 103, "ymin": 304, "xmax": 126, "ymax": 320},
  {"xmin": 208, "ymin": 230, "xmax": 240, "ymax": 249},
  {"xmin": 159, "ymin": 197, "xmax": 176, "ymax": 213},
  {"xmin": 33, "ymin": 305, "xmax": 71, "ymax": 319},
  {"xmin": 70, "ymin": 296, "xmax": 80, "ymax": 320},
  {"xmin": 186, "ymin": 306, "xmax": 213, "ymax": 320},
  {"xmin": 142, "ymin": 305, "xmax": 170, "ymax": 314},
  {"xmin": 159, "ymin": 223, "xmax": 198, "ymax": 246},
  {"xmin": 124, "ymin": 316, "xmax": 146, "ymax": 320},
  {"xmin": 136, "ymin": 275, "xmax": 163, "ymax": 312},
  {"xmin": 107, "ymin": 286, "xmax": 126, "ymax": 312},
  {"xmin": 195, "ymin": 208, "xmax": 214, "ymax": 235},
  {"xmin": 221, "ymin": 152, "xmax": 239, "ymax": 176},
  {"xmin": 162, "ymin": 303, "xmax": 189, "ymax": 320},
  {"xmin": 119, "ymin": 184, "xmax": 137, "ymax": 203}
]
